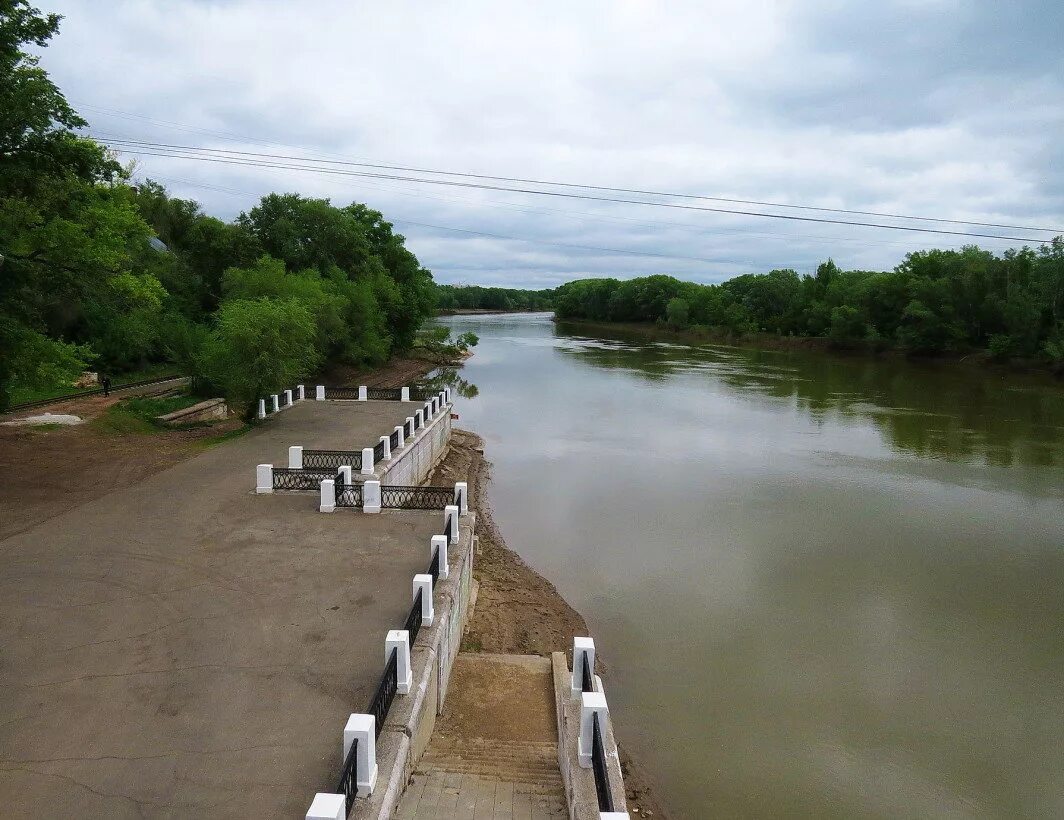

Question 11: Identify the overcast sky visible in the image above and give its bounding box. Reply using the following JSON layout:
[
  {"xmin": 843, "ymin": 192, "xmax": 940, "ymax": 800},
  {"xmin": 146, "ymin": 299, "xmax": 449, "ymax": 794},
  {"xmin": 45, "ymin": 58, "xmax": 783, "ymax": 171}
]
[{"xmin": 37, "ymin": 0, "xmax": 1064, "ymax": 287}]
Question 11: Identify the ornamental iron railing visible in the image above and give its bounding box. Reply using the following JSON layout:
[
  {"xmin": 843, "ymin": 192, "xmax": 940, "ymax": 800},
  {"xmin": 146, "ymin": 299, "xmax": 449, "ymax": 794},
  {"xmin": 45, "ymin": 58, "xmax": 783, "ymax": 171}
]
[
  {"xmin": 272, "ymin": 467, "xmax": 332, "ymax": 491},
  {"xmin": 366, "ymin": 387, "xmax": 403, "ymax": 401},
  {"xmin": 336, "ymin": 482, "xmax": 363, "ymax": 508},
  {"xmin": 428, "ymin": 545, "xmax": 440, "ymax": 586},
  {"xmin": 380, "ymin": 485, "xmax": 454, "ymax": 510},
  {"xmin": 413, "ymin": 413, "xmax": 422, "ymax": 431},
  {"xmin": 404, "ymin": 587, "xmax": 423, "ymax": 646},
  {"xmin": 447, "ymin": 509, "xmax": 458, "ymax": 542},
  {"xmin": 368, "ymin": 646, "xmax": 398, "ymax": 740},
  {"xmin": 591, "ymin": 711, "xmax": 615, "ymax": 813},
  {"xmin": 389, "ymin": 429, "xmax": 400, "ymax": 451},
  {"xmin": 304, "ymin": 449, "xmax": 361, "ymax": 470},
  {"xmin": 336, "ymin": 736, "xmax": 359, "ymax": 816},
  {"xmin": 373, "ymin": 439, "xmax": 386, "ymax": 464},
  {"xmin": 581, "ymin": 651, "xmax": 595, "ymax": 693},
  {"xmin": 323, "ymin": 386, "xmax": 360, "ymax": 400},
  {"xmin": 404, "ymin": 418, "xmax": 414, "ymax": 439}
]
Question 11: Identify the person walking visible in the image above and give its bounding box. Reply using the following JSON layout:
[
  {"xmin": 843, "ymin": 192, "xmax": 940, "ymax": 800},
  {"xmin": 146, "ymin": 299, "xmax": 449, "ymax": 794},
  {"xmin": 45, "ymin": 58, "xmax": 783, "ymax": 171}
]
[{"xmin": 102, "ymin": 375, "xmax": 112, "ymax": 397}]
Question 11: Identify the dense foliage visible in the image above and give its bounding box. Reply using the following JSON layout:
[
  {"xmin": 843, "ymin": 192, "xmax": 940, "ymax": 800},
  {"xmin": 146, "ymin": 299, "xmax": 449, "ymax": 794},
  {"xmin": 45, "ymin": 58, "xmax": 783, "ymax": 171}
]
[
  {"xmin": 553, "ymin": 246, "xmax": 1064, "ymax": 364},
  {"xmin": 0, "ymin": 2, "xmax": 436, "ymax": 411},
  {"xmin": 435, "ymin": 284, "xmax": 554, "ymax": 312}
]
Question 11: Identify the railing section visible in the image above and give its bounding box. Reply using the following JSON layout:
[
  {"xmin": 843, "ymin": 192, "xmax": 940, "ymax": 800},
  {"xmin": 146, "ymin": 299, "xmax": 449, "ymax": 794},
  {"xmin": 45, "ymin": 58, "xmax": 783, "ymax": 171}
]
[
  {"xmin": 366, "ymin": 387, "xmax": 403, "ymax": 400},
  {"xmin": 581, "ymin": 651, "xmax": 594, "ymax": 693},
  {"xmin": 389, "ymin": 429, "xmax": 400, "ymax": 451},
  {"xmin": 591, "ymin": 711, "xmax": 615, "ymax": 813},
  {"xmin": 428, "ymin": 546, "xmax": 441, "ymax": 586},
  {"xmin": 373, "ymin": 439, "xmax": 386, "ymax": 464},
  {"xmin": 336, "ymin": 736, "xmax": 359, "ymax": 815},
  {"xmin": 336, "ymin": 483, "xmax": 363, "ymax": 508},
  {"xmin": 380, "ymin": 485, "xmax": 454, "ymax": 510},
  {"xmin": 368, "ymin": 646, "xmax": 398, "ymax": 740},
  {"xmin": 272, "ymin": 467, "xmax": 332, "ymax": 490},
  {"xmin": 324, "ymin": 386, "xmax": 360, "ymax": 400},
  {"xmin": 304, "ymin": 449, "xmax": 362, "ymax": 470},
  {"xmin": 404, "ymin": 587, "xmax": 423, "ymax": 646}
]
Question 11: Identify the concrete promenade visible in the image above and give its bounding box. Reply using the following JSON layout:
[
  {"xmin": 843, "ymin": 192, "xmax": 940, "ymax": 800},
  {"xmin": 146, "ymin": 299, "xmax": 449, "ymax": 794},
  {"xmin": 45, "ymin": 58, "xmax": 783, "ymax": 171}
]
[{"xmin": 0, "ymin": 400, "xmax": 440, "ymax": 817}]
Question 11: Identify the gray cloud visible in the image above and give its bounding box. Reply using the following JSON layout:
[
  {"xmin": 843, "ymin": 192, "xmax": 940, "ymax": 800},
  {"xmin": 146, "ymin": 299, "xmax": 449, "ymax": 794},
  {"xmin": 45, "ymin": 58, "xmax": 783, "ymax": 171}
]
[{"xmin": 36, "ymin": 0, "xmax": 1064, "ymax": 287}]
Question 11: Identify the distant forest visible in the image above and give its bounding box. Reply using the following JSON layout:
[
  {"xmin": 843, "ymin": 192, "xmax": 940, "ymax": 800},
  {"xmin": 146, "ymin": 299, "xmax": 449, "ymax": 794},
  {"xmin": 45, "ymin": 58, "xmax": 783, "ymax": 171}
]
[{"xmin": 434, "ymin": 284, "xmax": 555, "ymax": 312}]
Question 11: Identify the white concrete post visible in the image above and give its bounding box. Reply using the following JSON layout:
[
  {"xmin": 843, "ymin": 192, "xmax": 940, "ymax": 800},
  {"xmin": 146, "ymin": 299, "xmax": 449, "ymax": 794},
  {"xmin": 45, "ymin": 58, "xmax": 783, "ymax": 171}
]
[
  {"xmin": 363, "ymin": 480, "xmax": 381, "ymax": 514},
  {"xmin": 320, "ymin": 478, "xmax": 335, "ymax": 513},
  {"xmin": 444, "ymin": 504, "xmax": 460, "ymax": 544},
  {"xmin": 284, "ymin": 389, "xmax": 293, "ymax": 407},
  {"xmin": 256, "ymin": 464, "xmax": 273, "ymax": 494},
  {"xmin": 305, "ymin": 793, "xmax": 345, "ymax": 820},
  {"xmin": 343, "ymin": 713, "xmax": 378, "ymax": 797},
  {"xmin": 257, "ymin": 398, "xmax": 266, "ymax": 419},
  {"xmin": 572, "ymin": 637, "xmax": 597, "ymax": 697},
  {"xmin": 454, "ymin": 482, "xmax": 468, "ymax": 514},
  {"xmin": 401, "ymin": 386, "xmax": 410, "ymax": 402},
  {"xmin": 297, "ymin": 384, "xmax": 305, "ymax": 401},
  {"xmin": 379, "ymin": 435, "xmax": 391, "ymax": 461},
  {"xmin": 394, "ymin": 425, "xmax": 405, "ymax": 450},
  {"xmin": 578, "ymin": 691, "xmax": 609, "ymax": 769},
  {"xmin": 288, "ymin": 446, "xmax": 303, "ymax": 469},
  {"xmin": 271, "ymin": 394, "xmax": 280, "ymax": 413},
  {"xmin": 316, "ymin": 385, "xmax": 326, "ymax": 401},
  {"xmin": 387, "ymin": 630, "xmax": 412, "ymax": 694},
  {"xmin": 431, "ymin": 534, "xmax": 449, "ymax": 580},
  {"xmin": 337, "ymin": 465, "xmax": 352, "ymax": 488},
  {"xmin": 360, "ymin": 447, "xmax": 374, "ymax": 475},
  {"xmin": 413, "ymin": 574, "xmax": 434, "ymax": 626},
  {"xmin": 357, "ymin": 385, "xmax": 368, "ymax": 401}
]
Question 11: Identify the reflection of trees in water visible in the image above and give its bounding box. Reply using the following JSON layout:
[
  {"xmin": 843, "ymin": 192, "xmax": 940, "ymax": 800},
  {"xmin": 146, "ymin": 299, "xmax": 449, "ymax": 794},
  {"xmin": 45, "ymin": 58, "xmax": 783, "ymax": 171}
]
[
  {"xmin": 554, "ymin": 324, "xmax": 1063, "ymax": 468},
  {"xmin": 422, "ymin": 368, "xmax": 479, "ymax": 399}
]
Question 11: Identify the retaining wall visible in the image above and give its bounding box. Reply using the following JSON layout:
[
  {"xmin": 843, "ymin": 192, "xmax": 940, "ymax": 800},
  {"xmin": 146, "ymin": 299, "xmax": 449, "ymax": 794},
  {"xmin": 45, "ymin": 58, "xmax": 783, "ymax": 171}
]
[{"xmin": 378, "ymin": 403, "xmax": 452, "ymax": 485}]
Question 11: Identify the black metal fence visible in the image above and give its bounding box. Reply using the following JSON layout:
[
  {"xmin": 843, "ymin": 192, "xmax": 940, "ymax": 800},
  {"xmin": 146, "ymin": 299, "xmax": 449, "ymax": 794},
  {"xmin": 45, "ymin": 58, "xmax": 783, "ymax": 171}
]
[
  {"xmin": 366, "ymin": 387, "xmax": 403, "ymax": 400},
  {"xmin": 380, "ymin": 485, "xmax": 453, "ymax": 510},
  {"xmin": 404, "ymin": 587, "xmax": 423, "ymax": 646},
  {"xmin": 373, "ymin": 439, "xmax": 386, "ymax": 464},
  {"xmin": 428, "ymin": 545, "xmax": 441, "ymax": 586},
  {"xmin": 389, "ymin": 428, "xmax": 400, "ymax": 451},
  {"xmin": 368, "ymin": 646, "xmax": 398, "ymax": 740},
  {"xmin": 581, "ymin": 651, "xmax": 595, "ymax": 694},
  {"xmin": 323, "ymin": 386, "xmax": 361, "ymax": 400},
  {"xmin": 304, "ymin": 449, "xmax": 362, "ymax": 470},
  {"xmin": 591, "ymin": 712, "xmax": 615, "ymax": 812},
  {"xmin": 404, "ymin": 418, "xmax": 414, "ymax": 439},
  {"xmin": 335, "ymin": 482, "xmax": 363, "ymax": 508},
  {"xmin": 272, "ymin": 467, "xmax": 332, "ymax": 490},
  {"xmin": 336, "ymin": 736, "xmax": 359, "ymax": 815}
]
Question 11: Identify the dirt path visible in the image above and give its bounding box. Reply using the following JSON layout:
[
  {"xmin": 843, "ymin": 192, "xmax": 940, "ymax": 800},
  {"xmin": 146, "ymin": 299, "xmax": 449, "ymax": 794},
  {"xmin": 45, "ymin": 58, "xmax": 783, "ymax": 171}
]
[{"xmin": 427, "ymin": 430, "xmax": 670, "ymax": 819}]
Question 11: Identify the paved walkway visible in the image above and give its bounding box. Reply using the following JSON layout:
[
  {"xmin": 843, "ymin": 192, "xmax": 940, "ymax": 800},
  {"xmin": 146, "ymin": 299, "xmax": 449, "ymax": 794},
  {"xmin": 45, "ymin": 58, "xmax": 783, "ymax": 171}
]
[
  {"xmin": 396, "ymin": 654, "xmax": 566, "ymax": 819},
  {"xmin": 0, "ymin": 400, "xmax": 450, "ymax": 818}
]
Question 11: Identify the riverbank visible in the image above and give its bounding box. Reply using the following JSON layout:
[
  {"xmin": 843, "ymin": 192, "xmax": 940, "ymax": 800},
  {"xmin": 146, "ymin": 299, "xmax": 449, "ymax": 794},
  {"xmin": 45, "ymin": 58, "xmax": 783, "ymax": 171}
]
[
  {"xmin": 437, "ymin": 308, "xmax": 553, "ymax": 316},
  {"xmin": 426, "ymin": 428, "xmax": 671, "ymax": 819},
  {"xmin": 557, "ymin": 317, "xmax": 1064, "ymax": 378}
]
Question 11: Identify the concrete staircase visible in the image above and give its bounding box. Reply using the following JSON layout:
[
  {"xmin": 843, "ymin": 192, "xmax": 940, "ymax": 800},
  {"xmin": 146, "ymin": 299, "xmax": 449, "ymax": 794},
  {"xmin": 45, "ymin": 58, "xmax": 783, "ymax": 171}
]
[{"xmin": 420, "ymin": 737, "xmax": 563, "ymax": 787}]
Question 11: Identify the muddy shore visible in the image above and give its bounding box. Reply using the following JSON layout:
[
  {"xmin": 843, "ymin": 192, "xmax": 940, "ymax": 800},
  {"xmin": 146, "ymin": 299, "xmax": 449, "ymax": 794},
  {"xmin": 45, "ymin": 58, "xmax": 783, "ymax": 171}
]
[{"xmin": 427, "ymin": 428, "xmax": 671, "ymax": 819}]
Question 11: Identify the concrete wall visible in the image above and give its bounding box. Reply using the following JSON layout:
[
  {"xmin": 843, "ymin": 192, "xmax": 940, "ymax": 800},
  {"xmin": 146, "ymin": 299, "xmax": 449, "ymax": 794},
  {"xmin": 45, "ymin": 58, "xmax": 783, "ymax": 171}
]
[
  {"xmin": 378, "ymin": 402, "xmax": 452, "ymax": 486},
  {"xmin": 157, "ymin": 398, "xmax": 228, "ymax": 425},
  {"xmin": 351, "ymin": 510, "xmax": 475, "ymax": 820}
]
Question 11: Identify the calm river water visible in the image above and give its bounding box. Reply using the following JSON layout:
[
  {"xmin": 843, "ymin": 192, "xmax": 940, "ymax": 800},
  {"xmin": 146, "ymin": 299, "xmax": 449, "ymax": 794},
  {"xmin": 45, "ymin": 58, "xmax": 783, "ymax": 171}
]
[{"xmin": 437, "ymin": 312, "xmax": 1064, "ymax": 819}]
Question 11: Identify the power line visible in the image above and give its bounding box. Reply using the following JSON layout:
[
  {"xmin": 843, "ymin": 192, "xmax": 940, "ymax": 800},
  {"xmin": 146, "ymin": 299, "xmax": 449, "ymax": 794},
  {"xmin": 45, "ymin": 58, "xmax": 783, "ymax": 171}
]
[{"xmin": 102, "ymin": 140, "xmax": 1051, "ymax": 244}]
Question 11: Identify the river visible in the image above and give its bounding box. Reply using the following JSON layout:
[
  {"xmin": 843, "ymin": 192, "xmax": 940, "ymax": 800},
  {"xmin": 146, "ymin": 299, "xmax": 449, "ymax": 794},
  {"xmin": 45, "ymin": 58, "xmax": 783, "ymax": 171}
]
[{"xmin": 436, "ymin": 312, "xmax": 1064, "ymax": 819}]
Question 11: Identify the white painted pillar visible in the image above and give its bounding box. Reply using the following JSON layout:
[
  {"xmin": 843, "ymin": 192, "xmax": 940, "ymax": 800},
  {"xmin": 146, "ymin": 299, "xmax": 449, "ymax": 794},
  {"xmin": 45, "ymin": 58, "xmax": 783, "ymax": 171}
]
[
  {"xmin": 316, "ymin": 385, "xmax": 326, "ymax": 401},
  {"xmin": 305, "ymin": 793, "xmax": 345, "ymax": 820},
  {"xmin": 401, "ymin": 386, "xmax": 410, "ymax": 402},
  {"xmin": 284, "ymin": 389, "xmax": 293, "ymax": 406},
  {"xmin": 431, "ymin": 534, "xmax": 449, "ymax": 580},
  {"xmin": 360, "ymin": 447, "xmax": 374, "ymax": 475},
  {"xmin": 338, "ymin": 465, "xmax": 352, "ymax": 487},
  {"xmin": 363, "ymin": 480, "xmax": 381, "ymax": 514},
  {"xmin": 444, "ymin": 504, "xmax": 460, "ymax": 544},
  {"xmin": 271, "ymin": 394, "xmax": 280, "ymax": 413},
  {"xmin": 386, "ymin": 630, "xmax": 412, "ymax": 694},
  {"xmin": 572, "ymin": 637, "xmax": 597, "ymax": 697},
  {"xmin": 379, "ymin": 435, "xmax": 391, "ymax": 461},
  {"xmin": 413, "ymin": 574, "xmax": 434, "ymax": 626},
  {"xmin": 297, "ymin": 384, "xmax": 305, "ymax": 401},
  {"xmin": 343, "ymin": 714, "xmax": 378, "ymax": 797},
  {"xmin": 320, "ymin": 478, "xmax": 335, "ymax": 513},
  {"xmin": 289, "ymin": 446, "xmax": 303, "ymax": 469},
  {"xmin": 357, "ymin": 385, "xmax": 368, "ymax": 401},
  {"xmin": 454, "ymin": 481, "xmax": 469, "ymax": 514},
  {"xmin": 578, "ymin": 691, "xmax": 609, "ymax": 769},
  {"xmin": 256, "ymin": 464, "xmax": 273, "ymax": 494},
  {"xmin": 257, "ymin": 399, "xmax": 266, "ymax": 419},
  {"xmin": 394, "ymin": 425, "xmax": 405, "ymax": 450}
]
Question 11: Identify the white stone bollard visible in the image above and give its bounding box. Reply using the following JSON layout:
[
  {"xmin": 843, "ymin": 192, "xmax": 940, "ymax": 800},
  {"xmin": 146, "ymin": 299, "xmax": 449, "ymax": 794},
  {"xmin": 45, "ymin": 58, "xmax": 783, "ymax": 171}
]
[
  {"xmin": 316, "ymin": 385, "xmax": 326, "ymax": 401},
  {"xmin": 271, "ymin": 394, "xmax": 280, "ymax": 413},
  {"xmin": 444, "ymin": 504, "xmax": 460, "ymax": 544},
  {"xmin": 358, "ymin": 385, "xmax": 368, "ymax": 401},
  {"xmin": 298, "ymin": 384, "xmax": 305, "ymax": 401},
  {"xmin": 256, "ymin": 464, "xmax": 273, "ymax": 494},
  {"xmin": 284, "ymin": 389, "xmax": 293, "ymax": 407},
  {"xmin": 360, "ymin": 447, "xmax": 374, "ymax": 475},
  {"xmin": 394, "ymin": 425, "xmax": 405, "ymax": 450},
  {"xmin": 257, "ymin": 399, "xmax": 266, "ymax": 419},
  {"xmin": 578, "ymin": 691, "xmax": 609, "ymax": 769},
  {"xmin": 431, "ymin": 535, "xmax": 449, "ymax": 581},
  {"xmin": 386, "ymin": 630, "xmax": 412, "ymax": 694},
  {"xmin": 305, "ymin": 793, "xmax": 345, "ymax": 820},
  {"xmin": 572, "ymin": 637, "xmax": 597, "ymax": 697},
  {"xmin": 343, "ymin": 714, "xmax": 378, "ymax": 797},
  {"xmin": 454, "ymin": 481, "xmax": 469, "ymax": 514},
  {"xmin": 401, "ymin": 386, "xmax": 410, "ymax": 402},
  {"xmin": 363, "ymin": 480, "xmax": 381, "ymax": 514},
  {"xmin": 379, "ymin": 435, "xmax": 391, "ymax": 461},
  {"xmin": 413, "ymin": 574, "xmax": 434, "ymax": 626},
  {"xmin": 320, "ymin": 478, "xmax": 336, "ymax": 513},
  {"xmin": 289, "ymin": 446, "xmax": 303, "ymax": 469}
]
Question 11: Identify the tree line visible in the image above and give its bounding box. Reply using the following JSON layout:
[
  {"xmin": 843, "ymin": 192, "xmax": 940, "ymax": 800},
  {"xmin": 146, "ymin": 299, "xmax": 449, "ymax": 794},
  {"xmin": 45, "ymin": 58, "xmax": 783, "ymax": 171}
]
[
  {"xmin": 0, "ymin": 2, "xmax": 436, "ymax": 412},
  {"xmin": 552, "ymin": 244, "xmax": 1064, "ymax": 364},
  {"xmin": 434, "ymin": 284, "xmax": 554, "ymax": 312}
]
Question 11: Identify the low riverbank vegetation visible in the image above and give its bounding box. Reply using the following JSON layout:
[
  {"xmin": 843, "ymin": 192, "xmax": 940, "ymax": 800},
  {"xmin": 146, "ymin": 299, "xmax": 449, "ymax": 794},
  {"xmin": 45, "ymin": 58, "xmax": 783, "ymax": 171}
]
[{"xmin": 434, "ymin": 284, "xmax": 554, "ymax": 312}]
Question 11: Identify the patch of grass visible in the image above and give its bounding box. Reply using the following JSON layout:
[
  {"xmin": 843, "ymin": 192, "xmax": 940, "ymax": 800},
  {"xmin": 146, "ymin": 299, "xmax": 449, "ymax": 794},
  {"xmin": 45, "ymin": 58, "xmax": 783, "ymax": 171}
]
[
  {"xmin": 8, "ymin": 363, "xmax": 180, "ymax": 407},
  {"xmin": 90, "ymin": 406, "xmax": 156, "ymax": 435},
  {"xmin": 121, "ymin": 393, "xmax": 201, "ymax": 421}
]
